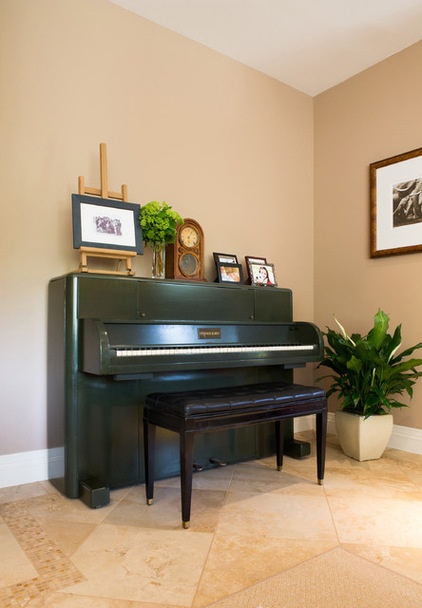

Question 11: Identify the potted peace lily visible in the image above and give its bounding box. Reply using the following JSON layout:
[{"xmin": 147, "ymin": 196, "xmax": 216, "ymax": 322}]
[
  {"xmin": 139, "ymin": 201, "xmax": 183, "ymax": 279},
  {"xmin": 318, "ymin": 309, "xmax": 422, "ymax": 460}
]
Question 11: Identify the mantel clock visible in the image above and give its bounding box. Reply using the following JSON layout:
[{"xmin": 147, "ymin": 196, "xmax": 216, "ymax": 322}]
[{"xmin": 165, "ymin": 218, "xmax": 206, "ymax": 281}]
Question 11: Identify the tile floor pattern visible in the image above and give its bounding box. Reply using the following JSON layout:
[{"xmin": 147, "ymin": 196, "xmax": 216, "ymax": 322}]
[{"xmin": 1, "ymin": 431, "xmax": 422, "ymax": 607}]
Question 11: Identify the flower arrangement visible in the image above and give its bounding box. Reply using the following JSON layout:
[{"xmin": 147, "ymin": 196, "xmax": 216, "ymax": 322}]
[{"xmin": 139, "ymin": 201, "xmax": 184, "ymax": 251}]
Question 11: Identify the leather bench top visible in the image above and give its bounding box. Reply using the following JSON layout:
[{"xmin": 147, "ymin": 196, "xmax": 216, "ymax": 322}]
[{"xmin": 145, "ymin": 382, "xmax": 326, "ymax": 417}]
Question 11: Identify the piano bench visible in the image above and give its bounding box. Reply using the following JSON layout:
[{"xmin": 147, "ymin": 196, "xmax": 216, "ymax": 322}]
[{"xmin": 143, "ymin": 381, "xmax": 327, "ymax": 528}]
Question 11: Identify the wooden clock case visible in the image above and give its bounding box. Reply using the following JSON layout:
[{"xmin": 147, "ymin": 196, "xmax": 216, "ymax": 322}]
[{"xmin": 165, "ymin": 218, "xmax": 206, "ymax": 281}]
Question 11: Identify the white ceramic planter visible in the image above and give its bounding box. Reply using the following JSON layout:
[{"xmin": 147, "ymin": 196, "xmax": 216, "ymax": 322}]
[{"xmin": 335, "ymin": 411, "xmax": 393, "ymax": 461}]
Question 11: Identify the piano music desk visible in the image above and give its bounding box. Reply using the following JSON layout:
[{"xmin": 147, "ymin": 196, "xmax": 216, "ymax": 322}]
[{"xmin": 144, "ymin": 381, "xmax": 327, "ymax": 528}]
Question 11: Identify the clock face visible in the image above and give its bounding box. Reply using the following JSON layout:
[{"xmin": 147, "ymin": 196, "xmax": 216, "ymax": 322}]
[
  {"xmin": 179, "ymin": 252, "xmax": 199, "ymax": 276},
  {"xmin": 180, "ymin": 225, "xmax": 199, "ymax": 248}
]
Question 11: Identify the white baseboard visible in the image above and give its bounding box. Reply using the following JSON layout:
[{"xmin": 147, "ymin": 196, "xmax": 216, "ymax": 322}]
[
  {"xmin": 1, "ymin": 420, "xmax": 421, "ymax": 489},
  {"xmin": 295, "ymin": 413, "xmax": 422, "ymax": 455},
  {"xmin": 0, "ymin": 447, "xmax": 63, "ymax": 489},
  {"xmin": 387, "ymin": 423, "xmax": 422, "ymax": 454}
]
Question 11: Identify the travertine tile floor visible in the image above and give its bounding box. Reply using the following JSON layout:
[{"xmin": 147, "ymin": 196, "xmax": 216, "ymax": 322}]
[{"xmin": 1, "ymin": 431, "xmax": 422, "ymax": 607}]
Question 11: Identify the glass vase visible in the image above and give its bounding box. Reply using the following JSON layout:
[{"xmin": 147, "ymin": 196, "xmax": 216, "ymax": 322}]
[{"xmin": 152, "ymin": 243, "xmax": 166, "ymax": 279}]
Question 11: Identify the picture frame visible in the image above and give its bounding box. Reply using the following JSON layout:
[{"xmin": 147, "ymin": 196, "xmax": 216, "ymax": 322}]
[
  {"xmin": 72, "ymin": 193, "xmax": 144, "ymax": 253},
  {"xmin": 370, "ymin": 147, "xmax": 422, "ymax": 257},
  {"xmin": 248, "ymin": 262, "xmax": 277, "ymax": 287},
  {"xmin": 216, "ymin": 263, "xmax": 244, "ymax": 284},
  {"xmin": 213, "ymin": 252, "xmax": 238, "ymax": 265},
  {"xmin": 245, "ymin": 255, "xmax": 267, "ymax": 283}
]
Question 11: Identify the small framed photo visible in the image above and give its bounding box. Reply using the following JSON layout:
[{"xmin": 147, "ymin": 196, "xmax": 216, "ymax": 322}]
[
  {"xmin": 213, "ymin": 252, "xmax": 238, "ymax": 265},
  {"xmin": 245, "ymin": 256, "xmax": 267, "ymax": 283},
  {"xmin": 370, "ymin": 147, "xmax": 422, "ymax": 257},
  {"xmin": 72, "ymin": 193, "xmax": 144, "ymax": 253},
  {"xmin": 217, "ymin": 263, "xmax": 244, "ymax": 284},
  {"xmin": 248, "ymin": 262, "xmax": 277, "ymax": 287}
]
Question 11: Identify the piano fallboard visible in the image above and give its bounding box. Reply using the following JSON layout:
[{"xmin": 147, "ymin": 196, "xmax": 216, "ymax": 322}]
[{"xmin": 81, "ymin": 318, "xmax": 323, "ymax": 376}]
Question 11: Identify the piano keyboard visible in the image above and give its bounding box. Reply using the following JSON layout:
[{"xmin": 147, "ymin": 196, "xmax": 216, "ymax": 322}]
[{"xmin": 115, "ymin": 344, "xmax": 316, "ymax": 357}]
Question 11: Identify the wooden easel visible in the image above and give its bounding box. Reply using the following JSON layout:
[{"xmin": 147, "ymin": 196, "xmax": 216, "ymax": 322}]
[{"xmin": 77, "ymin": 143, "xmax": 136, "ymax": 276}]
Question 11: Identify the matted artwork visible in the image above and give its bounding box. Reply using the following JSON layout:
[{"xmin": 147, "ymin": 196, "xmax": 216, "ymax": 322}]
[
  {"xmin": 72, "ymin": 193, "xmax": 144, "ymax": 253},
  {"xmin": 370, "ymin": 147, "xmax": 422, "ymax": 257}
]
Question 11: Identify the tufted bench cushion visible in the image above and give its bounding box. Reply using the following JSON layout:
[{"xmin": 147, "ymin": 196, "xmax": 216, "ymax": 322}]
[
  {"xmin": 144, "ymin": 381, "xmax": 327, "ymax": 528},
  {"xmin": 145, "ymin": 381, "xmax": 325, "ymax": 419}
]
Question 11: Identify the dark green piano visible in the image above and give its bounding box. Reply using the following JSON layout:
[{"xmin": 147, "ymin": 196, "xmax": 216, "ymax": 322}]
[{"xmin": 47, "ymin": 273, "xmax": 323, "ymax": 506}]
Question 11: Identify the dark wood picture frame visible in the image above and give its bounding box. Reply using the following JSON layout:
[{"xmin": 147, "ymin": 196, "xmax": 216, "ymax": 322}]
[
  {"xmin": 72, "ymin": 193, "xmax": 144, "ymax": 253},
  {"xmin": 245, "ymin": 256, "xmax": 267, "ymax": 283},
  {"xmin": 248, "ymin": 262, "xmax": 277, "ymax": 287},
  {"xmin": 216, "ymin": 263, "xmax": 243, "ymax": 284},
  {"xmin": 370, "ymin": 147, "xmax": 422, "ymax": 258},
  {"xmin": 213, "ymin": 252, "xmax": 238, "ymax": 265}
]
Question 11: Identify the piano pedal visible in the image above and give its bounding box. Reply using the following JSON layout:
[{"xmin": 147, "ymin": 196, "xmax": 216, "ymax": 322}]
[
  {"xmin": 209, "ymin": 457, "xmax": 227, "ymax": 467},
  {"xmin": 193, "ymin": 463, "xmax": 204, "ymax": 471}
]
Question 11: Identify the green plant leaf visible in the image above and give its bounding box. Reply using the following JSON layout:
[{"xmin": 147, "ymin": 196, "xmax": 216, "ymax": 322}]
[
  {"xmin": 317, "ymin": 309, "xmax": 422, "ymax": 417},
  {"xmin": 366, "ymin": 309, "xmax": 389, "ymax": 350}
]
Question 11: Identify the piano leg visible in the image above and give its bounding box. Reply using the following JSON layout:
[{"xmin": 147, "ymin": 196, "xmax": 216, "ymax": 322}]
[
  {"xmin": 180, "ymin": 432, "xmax": 195, "ymax": 529},
  {"xmin": 275, "ymin": 419, "xmax": 285, "ymax": 471},
  {"xmin": 316, "ymin": 408, "xmax": 327, "ymax": 484},
  {"xmin": 144, "ymin": 419, "xmax": 156, "ymax": 506}
]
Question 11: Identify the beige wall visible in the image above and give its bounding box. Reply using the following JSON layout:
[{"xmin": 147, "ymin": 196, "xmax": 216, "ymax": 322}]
[
  {"xmin": 3, "ymin": 0, "xmax": 421, "ymax": 460},
  {"xmin": 314, "ymin": 42, "xmax": 422, "ymax": 429},
  {"xmin": 0, "ymin": 0, "xmax": 314, "ymax": 455}
]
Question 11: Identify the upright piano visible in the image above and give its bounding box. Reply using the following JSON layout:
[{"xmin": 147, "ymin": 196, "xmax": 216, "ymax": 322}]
[{"xmin": 47, "ymin": 273, "xmax": 323, "ymax": 502}]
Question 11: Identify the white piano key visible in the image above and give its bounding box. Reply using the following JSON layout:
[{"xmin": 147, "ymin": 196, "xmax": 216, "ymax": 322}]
[{"xmin": 113, "ymin": 343, "xmax": 315, "ymax": 358}]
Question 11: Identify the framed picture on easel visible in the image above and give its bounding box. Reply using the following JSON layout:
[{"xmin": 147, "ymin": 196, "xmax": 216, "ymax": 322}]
[
  {"xmin": 73, "ymin": 142, "xmax": 142, "ymax": 276},
  {"xmin": 72, "ymin": 193, "xmax": 144, "ymax": 253}
]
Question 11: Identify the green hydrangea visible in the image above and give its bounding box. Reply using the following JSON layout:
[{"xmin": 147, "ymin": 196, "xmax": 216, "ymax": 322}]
[{"xmin": 139, "ymin": 201, "xmax": 184, "ymax": 250}]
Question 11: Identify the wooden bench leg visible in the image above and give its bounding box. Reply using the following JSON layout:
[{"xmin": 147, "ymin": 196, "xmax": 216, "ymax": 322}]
[
  {"xmin": 275, "ymin": 419, "xmax": 285, "ymax": 470},
  {"xmin": 316, "ymin": 407, "xmax": 327, "ymax": 484},
  {"xmin": 180, "ymin": 431, "xmax": 195, "ymax": 529},
  {"xmin": 144, "ymin": 419, "xmax": 156, "ymax": 505}
]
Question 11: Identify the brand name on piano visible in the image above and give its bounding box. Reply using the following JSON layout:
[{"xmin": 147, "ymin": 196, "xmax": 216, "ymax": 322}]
[{"xmin": 197, "ymin": 328, "xmax": 221, "ymax": 340}]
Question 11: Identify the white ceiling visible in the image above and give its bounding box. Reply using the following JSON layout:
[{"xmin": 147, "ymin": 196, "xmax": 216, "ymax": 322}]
[{"xmin": 109, "ymin": 0, "xmax": 422, "ymax": 96}]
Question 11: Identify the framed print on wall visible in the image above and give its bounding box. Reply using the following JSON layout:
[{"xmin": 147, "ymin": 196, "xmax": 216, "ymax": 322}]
[
  {"xmin": 72, "ymin": 193, "xmax": 144, "ymax": 253},
  {"xmin": 370, "ymin": 147, "xmax": 422, "ymax": 257}
]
